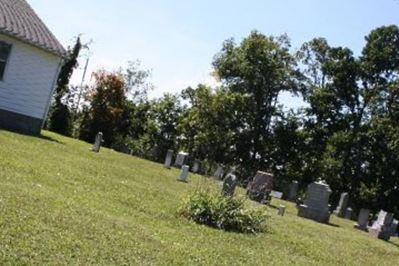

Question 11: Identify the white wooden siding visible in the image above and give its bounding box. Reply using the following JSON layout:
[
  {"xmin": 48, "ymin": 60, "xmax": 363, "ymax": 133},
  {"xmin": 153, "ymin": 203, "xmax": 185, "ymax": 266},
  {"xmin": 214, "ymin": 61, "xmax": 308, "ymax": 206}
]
[{"xmin": 0, "ymin": 34, "xmax": 61, "ymax": 119}]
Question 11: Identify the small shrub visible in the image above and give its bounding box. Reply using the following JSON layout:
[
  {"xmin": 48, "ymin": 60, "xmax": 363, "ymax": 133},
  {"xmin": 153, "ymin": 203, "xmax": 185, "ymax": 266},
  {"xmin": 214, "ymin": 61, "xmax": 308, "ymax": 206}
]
[{"xmin": 179, "ymin": 190, "xmax": 269, "ymax": 234}]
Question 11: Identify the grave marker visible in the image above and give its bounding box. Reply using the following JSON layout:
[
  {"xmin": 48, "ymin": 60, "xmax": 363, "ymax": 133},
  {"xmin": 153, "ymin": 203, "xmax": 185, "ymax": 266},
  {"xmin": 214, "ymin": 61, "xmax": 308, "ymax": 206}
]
[
  {"xmin": 369, "ymin": 210, "xmax": 394, "ymax": 241},
  {"xmin": 222, "ymin": 173, "xmax": 237, "ymax": 197},
  {"xmin": 213, "ymin": 165, "xmax": 225, "ymax": 180},
  {"xmin": 333, "ymin": 192, "xmax": 349, "ymax": 217},
  {"xmin": 164, "ymin": 150, "xmax": 174, "ymax": 168},
  {"xmin": 178, "ymin": 165, "xmax": 190, "ymax": 182},
  {"xmin": 297, "ymin": 180, "xmax": 332, "ymax": 223},
  {"xmin": 91, "ymin": 132, "xmax": 103, "ymax": 153},
  {"xmin": 354, "ymin": 208, "xmax": 370, "ymax": 231},
  {"xmin": 287, "ymin": 180, "xmax": 299, "ymax": 201},
  {"xmin": 247, "ymin": 171, "xmax": 274, "ymax": 204},
  {"xmin": 174, "ymin": 152, "xmax": 189, "ymax": 168}
]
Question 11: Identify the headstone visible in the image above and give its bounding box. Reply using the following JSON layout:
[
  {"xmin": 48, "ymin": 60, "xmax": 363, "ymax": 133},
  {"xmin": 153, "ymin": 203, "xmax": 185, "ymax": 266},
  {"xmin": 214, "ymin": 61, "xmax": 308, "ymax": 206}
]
[
  {"xmin": 354, "ymin": 208, "xmax": 370, "ymax": 231},
  {"xmin": 333, "ymin": 192, "xmax": 349, "ymax": 217},
  {"xmin": 297, "ymin": 180, "xmax": 332, "ymax": 223},
  {"xmin": 390, "ymin": 219, "xmax": 398, "ymax": 237},
  {"xmin": 164, "ymin": 150, "xmax": 174, "ymax": 168},
  {"xmin": 192, "ymin": 160, "xmax": 200, "ymax": 173},
  {"xmin": 369, "ymin": 210, "xmax": 394, "ymax": 241},
  {"xmin": 270, "ymin": 190, "xmax": 284, "ymax": 199},
  {"xmin": 287, "ymin": 180, "xmax": 299, "ymax": 201},
  {"xmin": 247, "ymin": 171, "xmax": 274, "ymax": 204},
  {"xmin": 178, "ymin": 165, "xmax": 190, "ymax": 182},
  {"xmin": 222, "ymin": 173, "xmax": 237, "ymax": 197},
  {"xmin": 174, "ymin": 152, "xmax": 189, "ymax": 168},
  {"xmin": 278, "ymin": 205, "xmax": 286, "ymax": 216},
  {"xmin": 91, "ymin": 132, "xmax": 103, "ymax": 153},
  {"xmin": 213, "ymin": 165, "xmax": 225, "ymax": 180},
  {"xmin": 345, "ymin": 208, "xmax": 353, "ymax": 220}
]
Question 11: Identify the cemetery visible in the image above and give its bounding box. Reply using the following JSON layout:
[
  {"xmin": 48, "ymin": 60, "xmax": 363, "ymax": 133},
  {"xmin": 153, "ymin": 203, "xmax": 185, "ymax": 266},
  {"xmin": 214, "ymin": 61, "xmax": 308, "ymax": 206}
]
[{"xmin": 0, "ymin": 129, "xmax": 398, "ymax": 265}]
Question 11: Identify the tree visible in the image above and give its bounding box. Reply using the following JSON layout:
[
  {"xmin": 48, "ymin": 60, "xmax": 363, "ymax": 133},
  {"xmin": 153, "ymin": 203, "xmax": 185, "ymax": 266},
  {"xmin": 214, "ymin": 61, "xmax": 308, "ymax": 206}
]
[
  {"xmin": 212, "ymin": 31, "xmax": 303, "ymax": 179},
  {"xmin": 48, "ymin": 37, "xmax": 82, "ymax": 136}
]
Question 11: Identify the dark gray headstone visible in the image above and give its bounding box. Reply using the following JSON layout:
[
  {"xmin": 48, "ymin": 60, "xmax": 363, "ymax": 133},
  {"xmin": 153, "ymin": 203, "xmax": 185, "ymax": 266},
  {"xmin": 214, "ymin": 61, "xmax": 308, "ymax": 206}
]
[
  {"xmin": 247, "ymin": 171, "xmax": 274, "ymax": 203},
  {"xmin": 369, "ymin": 210, "xmax": 394, "ymax": 241},
  {"xmin": 390, "ymin": 219, "xmax": 398, "ymax": 237},
  {"xmin": 354, "ymin": 208, "xmax": 370, "ymax": 231},
  {"xmin": 287, "ymin": 180, "xmax": 299, "ymax": 201},
  {"xmin": 222, "ymin": 173, "xmax": 237, "ymax": 197},
  {"xmin": 174, "ymin": 152, "xmax": 189, "ymax": 168},
  {"xmin": 297, "ymin": 180, "xmax": 332, "ymax": 223},
  {"xmin": 333, "ymin": 192, "xmax": 349, "ymax": 217},
  {"xmin": 91, "ymin": 132, "xmax": 103, "ymax": 153}
]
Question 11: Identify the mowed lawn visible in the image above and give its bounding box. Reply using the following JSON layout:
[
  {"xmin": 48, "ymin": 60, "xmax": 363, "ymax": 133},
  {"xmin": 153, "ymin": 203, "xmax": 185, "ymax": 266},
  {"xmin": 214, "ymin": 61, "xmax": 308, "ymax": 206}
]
[{"xmin": 0, "ymin": 130, "xmax": 398, "ymax": 265}]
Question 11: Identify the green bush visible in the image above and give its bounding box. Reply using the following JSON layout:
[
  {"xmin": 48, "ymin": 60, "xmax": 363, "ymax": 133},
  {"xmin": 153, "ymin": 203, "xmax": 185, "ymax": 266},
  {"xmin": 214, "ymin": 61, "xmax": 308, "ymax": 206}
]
[{"xmin": 179, "ymin": 190, "xmax": 269, "ymax": 234}]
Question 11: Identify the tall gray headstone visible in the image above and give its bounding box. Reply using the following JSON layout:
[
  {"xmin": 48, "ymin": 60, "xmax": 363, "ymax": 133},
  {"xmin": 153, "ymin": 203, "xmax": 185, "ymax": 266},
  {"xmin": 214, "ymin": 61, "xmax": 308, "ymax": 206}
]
[
  {"xmin": 354, "ymin": 208, "xmax": 370, "ymax": 231},
  {"xmin": 213, "ymin": 165, "xmax": 225, "ymax": 180},
  {"xmin": 174, "ymin": 152, "xmax": 189, "ymax": 168},
  {"xmin": 164, "ymin": 150, "xmax": 174, "ymax": 168},
  {"xmin": 333, "ymin": 192, "xmax": 349, "ymax": 217},
  {"xmin": 297, "ymin": 180, "xmax": 332, "ymax": 223},
  {"xmin": 178, "ymin": 165, "xmax": 190, "ymax": 182},
  {"xmin": 287, "ymin": 180, "xmax": 299, "ymax": 201},
  {"xmin": 91, "ymin": 132, "xmax": 103, "ymax": 153},
  {"xmin": 369, "ymin": 210, "xmax": 394, "ymax": 241},
  {"xmin": 222, "ymin": 173, "xmax": 237, "ymax": 197},
  {"xmin": 247, "ymin": 171, "xmax": 274, "ymax": 204},
  {"xmin": 192, "ymin": 160, "xmax": 200, "ymax": 173}
]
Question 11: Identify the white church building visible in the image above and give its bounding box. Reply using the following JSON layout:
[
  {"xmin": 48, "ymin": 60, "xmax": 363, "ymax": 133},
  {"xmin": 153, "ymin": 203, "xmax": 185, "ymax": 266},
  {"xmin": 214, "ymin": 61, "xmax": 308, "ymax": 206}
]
[{"xmin": 0, "ymin": 0, "xmax": 65, "ymax": 135}]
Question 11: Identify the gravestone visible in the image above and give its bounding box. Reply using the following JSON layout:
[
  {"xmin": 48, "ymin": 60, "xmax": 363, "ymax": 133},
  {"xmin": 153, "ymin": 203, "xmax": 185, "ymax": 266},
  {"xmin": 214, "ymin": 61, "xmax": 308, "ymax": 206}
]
[
  {"xmin": 247, "ymin": 171, "xmax": 274, "ymax": 204},
  {"xmin": 297, "ymin": 180, "xmax": 332, "ymax": 223},
  {"xmin": 390, "ymin": 219, "xmax": 398, "ymax": 237},
  {"xmin": 354, "ymin": 208, "xmax": 370, "ymax": 231},
  {"xmin": 178, "ymin": 165, "xmax": 190, "ymax": 182},
  {"xmin": 333, "ymin": 192, "xmax": 349, "ymax": 217},
  {"xmin": 174, "ymin": 152, "xmax": 189, "ymax": 168},
  {"xmin": 270, "ymin": 190, "xmax": 283, "ymax": 199},
  {"xmin": 222, "ymin": 173, "xmax": 237, "ymax": 197},
  {"xmin": 213, "ymin": 165, "xmax": 225, "ymax": 180},
  {"xmin": 91, "ymin": 132, "xmax": 103, "ymax": 153},
  {"xmin": 369, "ymin": 210, "xmax": 394, "ymax": 241},
  {"xmin": 164, "ymin": 150, "xmax": 174, "ymax": 168},
  {"xmin": 192, "ymin": 160, "xmax": 200, "ymax": 173},
  {"xmin": 287, "ymin": 180, "xmax": 299, "ymax": 201},
  {"xmin": 278, "ymin": 205, "xmax": 286, "ymax": 216},
  {"xmin": 345, "ymin": 208, "xmax": 353, "ymax": 220}
]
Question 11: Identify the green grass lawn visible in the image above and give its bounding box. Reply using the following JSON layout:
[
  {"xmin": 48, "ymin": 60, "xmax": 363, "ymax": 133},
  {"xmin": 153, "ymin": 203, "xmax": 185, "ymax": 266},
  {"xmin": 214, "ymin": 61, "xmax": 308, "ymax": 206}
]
[{"xmin": 0, "ymin": 130, "xmax": 398, "ymax": 265}]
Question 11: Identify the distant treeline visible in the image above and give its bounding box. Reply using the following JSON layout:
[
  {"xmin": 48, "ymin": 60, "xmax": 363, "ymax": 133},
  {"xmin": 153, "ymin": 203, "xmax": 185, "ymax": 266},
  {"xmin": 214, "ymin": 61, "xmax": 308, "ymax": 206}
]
[{"xmin": 47, "ymin": 25, "xmax": 399, "ymax": 217}]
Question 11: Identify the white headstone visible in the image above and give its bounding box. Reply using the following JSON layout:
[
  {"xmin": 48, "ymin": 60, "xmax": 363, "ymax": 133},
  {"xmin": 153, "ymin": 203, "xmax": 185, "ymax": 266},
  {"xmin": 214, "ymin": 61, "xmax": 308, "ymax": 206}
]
[
  {"xmin": 178, "ymin": 165, "xmax": 190, "ymax": 182},
  {"xmin": 192, "ymin": 160, "xmax": 200, "ymax": 173},
  {"xmin": 333, "ymin": 192, "xmax": 349, "ymax": 217},
  {"xmin": 369, "ymin": 210, "xmax": 394, "ymax": 241}
]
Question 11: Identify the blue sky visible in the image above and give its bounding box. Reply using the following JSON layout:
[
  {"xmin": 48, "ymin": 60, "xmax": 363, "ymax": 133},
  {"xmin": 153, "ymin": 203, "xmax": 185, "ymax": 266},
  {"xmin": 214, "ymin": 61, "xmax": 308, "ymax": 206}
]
[{"xmin": 30, "ymin": 0, "xmax": 399, "ymax": 107}]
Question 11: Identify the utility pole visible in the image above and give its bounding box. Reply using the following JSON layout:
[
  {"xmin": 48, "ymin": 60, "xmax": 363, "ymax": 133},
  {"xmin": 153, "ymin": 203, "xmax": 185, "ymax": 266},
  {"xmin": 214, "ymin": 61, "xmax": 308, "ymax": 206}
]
[{"xmin": 75, "ymin": 57, "xmax": 90, "ymax": 112}]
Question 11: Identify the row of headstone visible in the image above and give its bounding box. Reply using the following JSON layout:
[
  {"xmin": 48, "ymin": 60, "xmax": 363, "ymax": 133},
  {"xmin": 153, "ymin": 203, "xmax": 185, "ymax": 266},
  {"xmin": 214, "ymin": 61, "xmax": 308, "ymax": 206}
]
[
  {"xmin": 164, "ymin": 150, "xmax": 202, "ymax": 173},
  {"xmin": 369, "ymin": 210, "xmax": 395, "ymax": 241}
]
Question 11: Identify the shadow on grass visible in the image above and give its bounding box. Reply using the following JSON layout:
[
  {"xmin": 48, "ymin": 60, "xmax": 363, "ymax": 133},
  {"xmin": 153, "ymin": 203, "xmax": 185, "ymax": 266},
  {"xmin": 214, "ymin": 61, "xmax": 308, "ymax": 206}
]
[
  {"xmin": 39, "ymin": 134, "xmax": 64, "ymax": 144},
  {"xmin": 387, "ymin": 239, "xmax": 399, "ymax": 248}
]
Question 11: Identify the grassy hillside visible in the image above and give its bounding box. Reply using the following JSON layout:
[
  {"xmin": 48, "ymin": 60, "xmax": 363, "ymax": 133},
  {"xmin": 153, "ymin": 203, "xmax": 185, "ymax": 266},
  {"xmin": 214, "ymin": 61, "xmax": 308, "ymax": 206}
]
[{"xmin": 0, "ymin": 130, "xmax": 398, "ymax": 265}]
